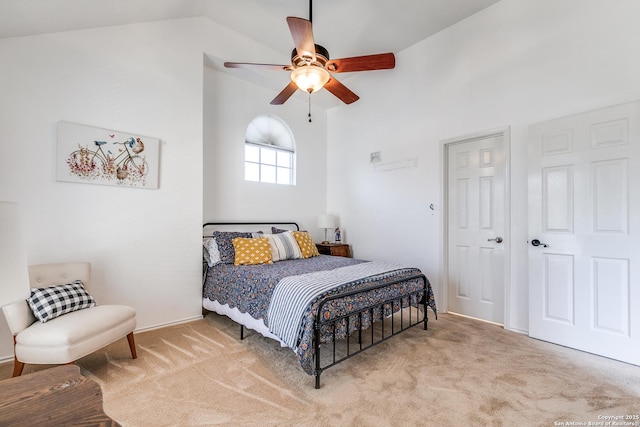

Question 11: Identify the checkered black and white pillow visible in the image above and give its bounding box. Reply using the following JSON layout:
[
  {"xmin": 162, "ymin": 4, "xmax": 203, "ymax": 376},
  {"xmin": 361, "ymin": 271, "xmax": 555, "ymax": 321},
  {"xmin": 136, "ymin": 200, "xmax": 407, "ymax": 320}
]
[{"xmin": 27, "ymin": 280, "xmax": 96, "ymax": 323}]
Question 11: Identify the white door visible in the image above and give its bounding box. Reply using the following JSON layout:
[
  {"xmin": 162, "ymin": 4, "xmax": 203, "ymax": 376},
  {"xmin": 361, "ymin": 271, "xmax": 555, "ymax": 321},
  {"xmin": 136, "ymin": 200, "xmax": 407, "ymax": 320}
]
[
  {"xmin": 446, "ymin": 133, "xmax": 506, "ymax": 324},
  {"xmin": 528, "ymin": 101, "xmax": 640, "ymax": 365}
]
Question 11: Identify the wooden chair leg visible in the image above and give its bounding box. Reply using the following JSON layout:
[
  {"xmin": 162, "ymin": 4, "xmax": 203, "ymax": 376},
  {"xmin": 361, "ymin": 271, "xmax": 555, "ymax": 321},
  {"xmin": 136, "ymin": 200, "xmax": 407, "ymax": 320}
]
[
  {"xmin": 126, "ymin": 332, "xmax": 138, "ymax": 359},
  {"xmin": 12, "ymin": 358, "xmax": 25, "ymax": 377},
  {"xmin": 12, "ymin": 336, "xmax": 24, "ymax": 377}
]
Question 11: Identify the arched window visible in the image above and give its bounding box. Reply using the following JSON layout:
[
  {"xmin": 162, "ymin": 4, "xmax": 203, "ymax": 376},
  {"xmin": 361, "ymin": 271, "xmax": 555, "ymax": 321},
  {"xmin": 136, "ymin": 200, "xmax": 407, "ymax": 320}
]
[{"xmin": 244, "ymin": 115, "xmax": 296, "ymax": 185}]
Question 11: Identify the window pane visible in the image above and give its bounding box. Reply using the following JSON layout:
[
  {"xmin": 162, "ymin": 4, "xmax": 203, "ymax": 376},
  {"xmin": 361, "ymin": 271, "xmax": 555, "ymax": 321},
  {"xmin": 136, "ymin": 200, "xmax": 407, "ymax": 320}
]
[
  {"xmin": 245, "ymin": 145, "xmax": 260, "ymax": 163},
  {"xmin": 261, "ymin": 147, "xmax": 276, "ymax": 165},
  {"xmin": 277, "ymin": 167, "xmax": 291, "ymax": 185},
  {"xmin": 245, "ymin": 141, "xmax": 295, "ymax": 185},
  {"xmin": 245, "ymin": 162, "xmax": 260, "ymax": 182},
  {"xmin": 261, "ymin": 164, "xmax": 276, "ymax": 183},
  {"xmin": 277, "ymin": 150, "xmax": 291, "ymax": 167}
]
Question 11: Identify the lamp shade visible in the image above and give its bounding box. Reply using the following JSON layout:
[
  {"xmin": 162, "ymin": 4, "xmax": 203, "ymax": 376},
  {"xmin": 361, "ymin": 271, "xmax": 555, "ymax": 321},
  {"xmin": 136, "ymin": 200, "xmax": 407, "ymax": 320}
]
[
  {"xmin": 0, "ymin": 202, "xmax": 30, "ymax": 306},
  {"xmin": 317, "ymin": 214, "xmax": 337, "ymax": 230}
]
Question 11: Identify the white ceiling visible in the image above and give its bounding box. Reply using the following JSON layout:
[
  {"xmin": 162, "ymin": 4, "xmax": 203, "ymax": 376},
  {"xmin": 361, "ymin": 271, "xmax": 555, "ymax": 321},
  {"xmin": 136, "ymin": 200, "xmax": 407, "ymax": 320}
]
[
  {"xmin": 0, "ymin": 0, "xmax": 500, "ymax": 56},
  {"xmin": 0, "ymin": 0, "xmax": 501, "ymax": 106}
]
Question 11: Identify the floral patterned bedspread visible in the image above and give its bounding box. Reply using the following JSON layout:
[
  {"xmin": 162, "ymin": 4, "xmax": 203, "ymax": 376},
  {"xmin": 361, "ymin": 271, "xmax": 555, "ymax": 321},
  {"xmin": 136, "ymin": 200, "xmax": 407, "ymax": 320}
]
[{"xmin": 202, "ymin": 255, "xmax": 437, "ymax": 375}]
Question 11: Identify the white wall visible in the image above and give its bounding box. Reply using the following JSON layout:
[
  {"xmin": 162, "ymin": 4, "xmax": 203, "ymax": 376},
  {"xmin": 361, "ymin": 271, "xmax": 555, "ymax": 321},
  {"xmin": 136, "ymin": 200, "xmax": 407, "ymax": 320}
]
[
  {"xmin": 0, "ymin": 17, "xmax": 281, "ymax": 360},
  {"xmin": 4, "ymin": 0, "xmax": 638, "ymax": 360},
  {"xmin": 203, "ymin": 67, "xmax": 329, "ymax": 238},
  {"xmin": 326, "ymin": 0, "xmax": 640, "ymax": 332},
  {"xmin": 0, "ymin": 14, "xmax": 330, "ymax": 360}
]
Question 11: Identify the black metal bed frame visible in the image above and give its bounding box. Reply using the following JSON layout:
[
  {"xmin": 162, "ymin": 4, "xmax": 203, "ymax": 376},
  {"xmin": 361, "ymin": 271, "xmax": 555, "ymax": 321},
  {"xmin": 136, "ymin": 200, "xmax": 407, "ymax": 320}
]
[
  {"xmin": 203, "ymin": 222, "xmax": 432, "ymax": 389},
  {"xmin": 312, "ymin": 273, "xmax": 429, "ymax": 388}
]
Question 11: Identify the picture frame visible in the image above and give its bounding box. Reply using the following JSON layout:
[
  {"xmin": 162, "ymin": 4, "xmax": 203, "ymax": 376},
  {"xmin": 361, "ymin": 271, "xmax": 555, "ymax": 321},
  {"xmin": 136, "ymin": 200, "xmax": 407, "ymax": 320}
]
[{"xmin": 56, "ymin": 121, "xmax": 160, "ymax": 189}]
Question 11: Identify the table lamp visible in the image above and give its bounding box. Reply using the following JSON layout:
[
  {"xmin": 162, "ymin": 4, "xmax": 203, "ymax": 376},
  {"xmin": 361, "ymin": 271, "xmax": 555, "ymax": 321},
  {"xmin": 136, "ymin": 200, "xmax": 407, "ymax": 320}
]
[
  {"xmin": 317, "ymin": 214, "xmax": 337, "ymax": 244},
  {"xmin": 0, "ymin": 202, "xmax": 30, "ymax": 308}
]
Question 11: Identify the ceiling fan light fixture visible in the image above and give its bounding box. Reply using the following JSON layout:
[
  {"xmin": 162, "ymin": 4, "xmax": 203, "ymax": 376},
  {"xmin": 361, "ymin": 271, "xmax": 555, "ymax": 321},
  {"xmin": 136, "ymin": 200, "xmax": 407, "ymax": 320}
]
[{"xmin": 290, "ymin": 65, "xmax": 330, "ymax": 93}]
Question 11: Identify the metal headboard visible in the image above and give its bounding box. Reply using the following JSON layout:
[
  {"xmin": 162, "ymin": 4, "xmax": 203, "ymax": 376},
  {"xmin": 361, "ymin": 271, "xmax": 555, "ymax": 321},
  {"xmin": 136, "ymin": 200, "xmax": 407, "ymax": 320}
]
[{"xmin": 203, "ymin": 222, "xmax": 300, "ymax": 236}]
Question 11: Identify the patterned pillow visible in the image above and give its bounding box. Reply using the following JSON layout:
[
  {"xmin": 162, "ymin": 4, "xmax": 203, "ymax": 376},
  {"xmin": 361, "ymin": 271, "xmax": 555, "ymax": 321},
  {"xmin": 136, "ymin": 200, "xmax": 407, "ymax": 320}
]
[
  {"xmin": 27, "ymin": 280, "xmax": 96, "ymax": 323},
  {"xmin": 292, "ymin": 231, "xmax": 320, "ymax": 258},
  {"xmin": 212, "ymin": 231, "xmax": 252, "ymax": 264},
  {"xmin": 271, "ymin": 227, "xmax": 288, "ymax": 234},
  {"xmin": 265, "ymin": 231, "xmax": 302, "ymax": 262},
  {"xmin": 203, "ymin": 237, "xmax": 221, "ymax": 267},
  {"xmin": 232, "ymin": 237, "xmax": 273, "ymax": 266}
]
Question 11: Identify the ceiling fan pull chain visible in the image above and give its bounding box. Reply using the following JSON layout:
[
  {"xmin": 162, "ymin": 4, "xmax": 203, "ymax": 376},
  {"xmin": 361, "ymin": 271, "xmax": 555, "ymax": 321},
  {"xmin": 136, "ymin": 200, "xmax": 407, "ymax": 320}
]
[{"xmin": 308, "ymin": 92, "xmax": 312, "ymax": 122}]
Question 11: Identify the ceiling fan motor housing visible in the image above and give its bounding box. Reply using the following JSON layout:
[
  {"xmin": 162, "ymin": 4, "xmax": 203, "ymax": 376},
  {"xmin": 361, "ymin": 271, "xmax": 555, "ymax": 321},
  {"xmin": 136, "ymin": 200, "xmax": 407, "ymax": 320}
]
[{"xmin": 291, "ymin": 44, "xmax": 329, "ymax": 68}]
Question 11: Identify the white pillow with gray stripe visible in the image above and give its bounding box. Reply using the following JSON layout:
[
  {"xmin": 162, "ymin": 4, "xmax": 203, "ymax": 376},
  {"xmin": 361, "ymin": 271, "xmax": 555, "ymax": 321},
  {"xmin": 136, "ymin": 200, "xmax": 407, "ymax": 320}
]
[{"xmin": 265, "ymin": 231, "xmax": 302, "ymax": 261}]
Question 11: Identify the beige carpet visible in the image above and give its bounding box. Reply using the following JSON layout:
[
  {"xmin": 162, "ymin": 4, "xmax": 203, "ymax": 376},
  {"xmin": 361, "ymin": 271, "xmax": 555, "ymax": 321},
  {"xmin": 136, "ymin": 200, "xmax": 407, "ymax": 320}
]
[{"xmin": 1, "ymin": 313, "xmax": 638, "ymax": 426}]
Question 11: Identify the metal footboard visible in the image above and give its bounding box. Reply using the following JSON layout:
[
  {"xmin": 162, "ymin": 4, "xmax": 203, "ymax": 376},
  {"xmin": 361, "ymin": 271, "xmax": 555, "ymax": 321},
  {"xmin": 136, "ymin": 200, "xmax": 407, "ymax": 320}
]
[{"xmin": 313, "ymin": 273, "xmax": 430, "ymax": 389}]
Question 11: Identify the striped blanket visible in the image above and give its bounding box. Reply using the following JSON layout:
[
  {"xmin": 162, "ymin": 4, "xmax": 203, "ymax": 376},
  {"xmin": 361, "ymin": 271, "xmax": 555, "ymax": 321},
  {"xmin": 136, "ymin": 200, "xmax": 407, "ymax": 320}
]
[{"xmin": 267, "ymin": 261, "xmax": 412, "ymax": 349}]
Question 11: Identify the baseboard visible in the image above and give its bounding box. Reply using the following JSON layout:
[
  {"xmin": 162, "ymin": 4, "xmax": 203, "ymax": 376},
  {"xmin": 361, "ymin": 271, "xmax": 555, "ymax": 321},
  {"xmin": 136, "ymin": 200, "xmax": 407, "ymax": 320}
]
[
  {"xmin": 447, "ymin": 311, "xmax": 505, "ymax": 327},
  {"xmin": 133, "ymin": 315, "xmax": 204, "ymax": 334},
  {"xmin": 447, "ymin": 311, "xmax": 530, "ymax": 335},
  {"xmin": 504, "ymin": 325, "xmax": 528, "ymax": 335}
]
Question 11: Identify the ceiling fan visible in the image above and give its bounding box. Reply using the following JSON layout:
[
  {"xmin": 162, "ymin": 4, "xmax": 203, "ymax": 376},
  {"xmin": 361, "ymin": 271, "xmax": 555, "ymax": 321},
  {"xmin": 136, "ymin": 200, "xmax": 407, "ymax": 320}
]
[{"xmin": 223, "ymin": 0, "xmax": 395, "ymax": 107}]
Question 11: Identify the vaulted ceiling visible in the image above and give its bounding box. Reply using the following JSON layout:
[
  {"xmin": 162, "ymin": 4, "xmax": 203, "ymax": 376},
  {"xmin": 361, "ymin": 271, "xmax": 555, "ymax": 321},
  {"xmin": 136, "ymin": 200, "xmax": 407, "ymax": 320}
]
[
  {"xmin": 0, "ymin": 0, "xmax": 501, "ymax": 107},
  {"xmin": 0, "ymin": 0, "xmax": 500, "ymax": 57}
]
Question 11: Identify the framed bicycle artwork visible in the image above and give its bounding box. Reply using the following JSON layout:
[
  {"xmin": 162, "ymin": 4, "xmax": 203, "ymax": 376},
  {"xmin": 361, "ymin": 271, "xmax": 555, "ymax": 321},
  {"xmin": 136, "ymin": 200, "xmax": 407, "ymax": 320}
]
[{"xmin": 56, "ymin": 121, "xmax": 160, "ymax": 189}]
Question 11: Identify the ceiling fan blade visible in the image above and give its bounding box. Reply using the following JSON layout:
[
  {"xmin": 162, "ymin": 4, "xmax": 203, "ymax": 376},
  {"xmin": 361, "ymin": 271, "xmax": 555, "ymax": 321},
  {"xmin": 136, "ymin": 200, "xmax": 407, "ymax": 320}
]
[
  {"xmin": 326, "ymin": 53, "xmax": 395, "ymax": 73},
  {"xmin": 324, "ymin": 77, "xmax": 359, "ymax": 104},
  {"xmin": 224, "ymin": 62, "xmax": 292, "ymax": 71},
  {"xmin": 270, "ymin": 81, "xmax": 299, "ymax": 105},
  {"xmin": 287, "ymin": 17, "xmax": 316, "ymax": 62}
]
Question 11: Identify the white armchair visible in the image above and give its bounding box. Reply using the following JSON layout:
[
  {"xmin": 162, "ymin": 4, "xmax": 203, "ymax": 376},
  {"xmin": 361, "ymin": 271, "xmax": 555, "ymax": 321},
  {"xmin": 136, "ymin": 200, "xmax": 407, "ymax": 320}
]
[{"xmin": 2, "ymin": 262, "xmax": 137, "ymax": 377}]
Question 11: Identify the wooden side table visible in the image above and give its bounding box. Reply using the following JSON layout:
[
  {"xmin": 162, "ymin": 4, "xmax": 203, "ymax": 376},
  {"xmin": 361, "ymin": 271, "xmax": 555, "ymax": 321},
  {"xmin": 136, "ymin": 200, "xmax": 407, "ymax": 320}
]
[
  {"xmin": 316, "ymin": 242, "xmax": 351, "ymax": 258},
  {"xmin": 0, "ymin": 365, "xmax": 119, "ymax": 426}
]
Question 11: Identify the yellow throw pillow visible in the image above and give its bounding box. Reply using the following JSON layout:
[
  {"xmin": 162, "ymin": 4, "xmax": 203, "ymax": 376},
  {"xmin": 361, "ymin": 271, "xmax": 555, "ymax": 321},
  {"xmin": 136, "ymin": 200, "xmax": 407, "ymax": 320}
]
[
  {"xmin": 232, "ymin": 237, "xmax": 273, "ymax": 266},
  {"xmin": 292, "ymin": 231, "xmax": 320, "ymax": 258}
]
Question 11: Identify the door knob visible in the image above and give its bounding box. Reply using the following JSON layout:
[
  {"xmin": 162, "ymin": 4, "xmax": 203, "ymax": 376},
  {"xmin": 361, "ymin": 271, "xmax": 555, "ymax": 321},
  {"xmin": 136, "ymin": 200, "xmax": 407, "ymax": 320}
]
[
  {"xmin": 530, "ymin": 239, "xmax": 548, "ymax": 248},
  {"xmin": 487, "ymin": 237, "xmax": 503, "ymax": 243}
]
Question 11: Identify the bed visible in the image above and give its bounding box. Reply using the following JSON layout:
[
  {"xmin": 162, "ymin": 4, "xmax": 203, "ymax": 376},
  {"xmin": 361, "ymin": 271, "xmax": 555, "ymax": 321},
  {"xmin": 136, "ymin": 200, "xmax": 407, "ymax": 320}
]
[{"xmin": 202, "ymin": 222, "xmax": 437, "ymax": 388}]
